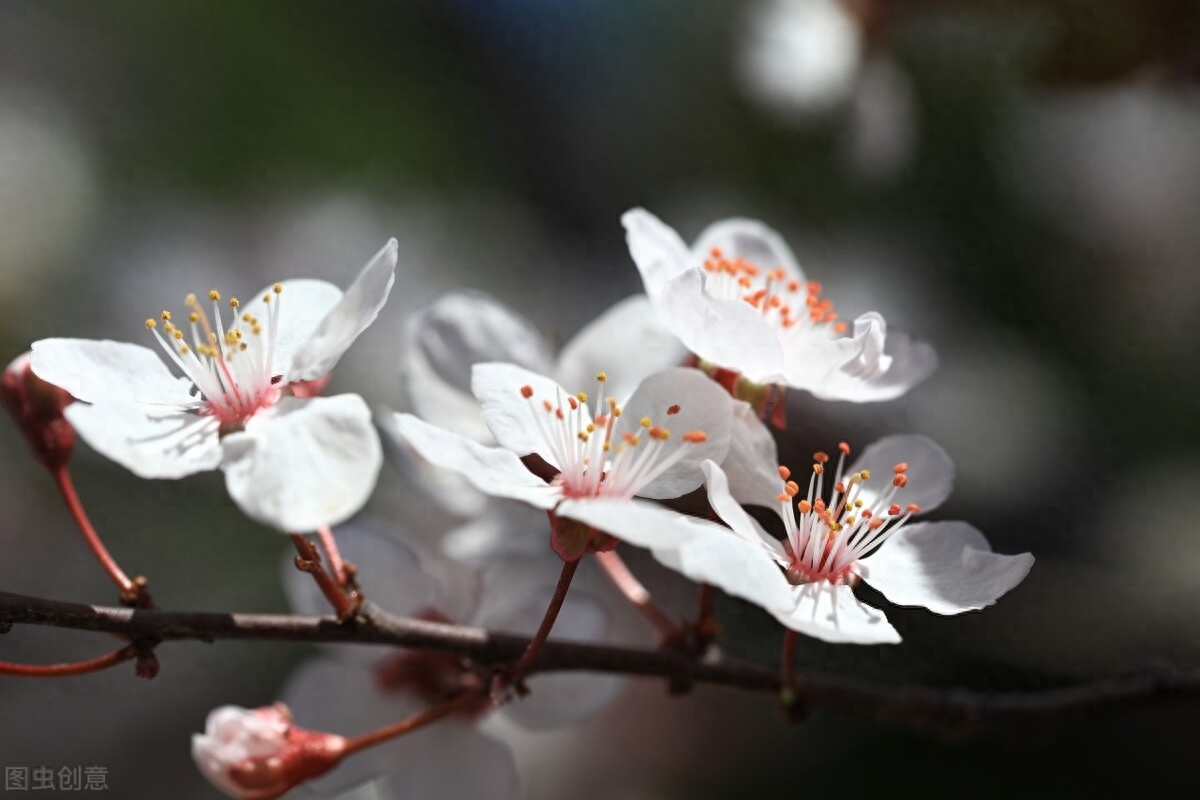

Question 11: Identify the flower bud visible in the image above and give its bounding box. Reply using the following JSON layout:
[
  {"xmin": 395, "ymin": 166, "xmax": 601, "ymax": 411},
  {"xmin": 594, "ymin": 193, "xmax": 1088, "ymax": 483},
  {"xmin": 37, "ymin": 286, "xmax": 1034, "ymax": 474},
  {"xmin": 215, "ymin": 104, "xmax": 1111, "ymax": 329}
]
[
  {"xmin": 1, "ymin": 352, "xmax": 75, "ymax": 470},
  {"xmin": 191, "ymin": 703, "xmax": 347, "ymax": 800}
]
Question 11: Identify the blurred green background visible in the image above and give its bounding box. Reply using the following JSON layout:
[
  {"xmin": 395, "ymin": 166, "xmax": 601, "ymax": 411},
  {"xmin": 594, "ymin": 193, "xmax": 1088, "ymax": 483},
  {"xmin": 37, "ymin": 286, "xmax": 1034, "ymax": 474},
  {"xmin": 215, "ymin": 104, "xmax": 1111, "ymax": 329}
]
[{"xmin": 1, "ymin": 1, "xmax": 1199, "ymax": 797}]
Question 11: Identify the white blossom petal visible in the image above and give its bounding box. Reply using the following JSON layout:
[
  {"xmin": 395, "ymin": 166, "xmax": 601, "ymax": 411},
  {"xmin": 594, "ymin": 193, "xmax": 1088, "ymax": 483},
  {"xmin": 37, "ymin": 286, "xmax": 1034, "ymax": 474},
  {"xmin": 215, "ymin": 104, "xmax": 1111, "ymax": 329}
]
[
  {"xmin": 221, "ymin": 395, "xmax": 382, "ymax": 531},
  {"xmin": 237, "ymin": 279, "xmax": 343, "ymax": 381},
  {"xmin": 691, "ymin": 217, "xmax": 805, "ymax": 283},
  {"xmin": 621, "ymin": 208, "xmax": 693, "ymax": 297},
  {"xmin": 658, "ymin": 268, "xmax": 787, "ymax": 384},
  {"xmin": 849, "ymin": 434, "xmax": 955, "ymax": 513},
  {"xmin": 388, "ymin": 413, "xmax": 560, "ymax": 510},
  {"xmin": 403, "ymin": 291, "xmax": 554, "ymax": 441},
  {"xmin": 472, "ymin": 362, "xmax": 590, "ymax": 469},
  {"xmin": 771, "ymin": 582, "xmax": 901, "ymax": 644},
  {"xmin": 287, "ymin": 238, "xmax": 398, "ymax": 382},
  {"xmin": 811, "ymin": 326, "xmax": 937, "ymax": 402},
  {"xmin": 554, "ymin": 294, "xmax": 687, "ymax": 403},
  {"xmin": 31, "ymin": 338, "xmax": 196, "ymax": 406},
  {"xmin": 701, "ymin": 460, "xmax": 788, "ymax": 564},
  {"xmin": 653, "ymin": 524, "xmax": 796, "ymax": 614},
  {"xmin": 780, "ymin": 311, "xmax": 881, "ymax": 390},
  {"xmin": 64, "ymin": 401, "xmax": 221, "ymax": 479},
  {"xmin": 858, "ymin": 521, "xmax": 1034, "ymax": 615},
  {"xmin": 718, "ymin": 402, "xmax": 784, "ymax": 510},
  {"xmin": 618, "ymin": 367, "xmax": 734, "ymax": 499},
  {"xmin": 281, "ymin": 659, "xmax": 518, "ymax": 799},
  {"xmin": 477, "ymin": 558, "xmax": 623, "ymax": 730},
  {"xmin": 555, "ymin": 497, "xmax": 710, "ymax": 552}
]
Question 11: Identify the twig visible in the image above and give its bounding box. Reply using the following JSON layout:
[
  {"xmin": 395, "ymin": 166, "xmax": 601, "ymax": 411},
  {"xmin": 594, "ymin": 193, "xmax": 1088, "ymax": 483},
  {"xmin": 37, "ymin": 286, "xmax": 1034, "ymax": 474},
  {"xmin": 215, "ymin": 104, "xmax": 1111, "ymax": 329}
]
[{"xmin": 2, "ymin": 590, "xmax": 1199, "ymax": 737}]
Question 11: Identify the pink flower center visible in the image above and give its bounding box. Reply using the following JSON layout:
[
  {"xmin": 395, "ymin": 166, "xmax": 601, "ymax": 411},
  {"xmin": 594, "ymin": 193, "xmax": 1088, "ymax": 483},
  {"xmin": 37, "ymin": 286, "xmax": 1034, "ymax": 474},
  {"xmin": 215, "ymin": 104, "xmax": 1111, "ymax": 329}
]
[
  {"xmin": 518, "ymin": 372, "xmax": 707, "ymax": 500},
  {"xmin": 775, "ymin": 442, "xmax": 919, "ymax": 585},
  {"xmin": 145, "ymin": 285, "xmax": 286, "ymax": 429},
  {"xmin": 703, "ymin": 246, "xmax": 849, "ymax": 336}
]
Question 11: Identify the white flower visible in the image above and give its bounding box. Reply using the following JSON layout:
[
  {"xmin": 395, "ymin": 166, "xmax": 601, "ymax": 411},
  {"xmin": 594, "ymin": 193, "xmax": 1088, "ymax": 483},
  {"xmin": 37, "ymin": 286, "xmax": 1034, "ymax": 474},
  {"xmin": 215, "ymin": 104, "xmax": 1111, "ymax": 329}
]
[
  {"xmin": 279, "ymin": 522, "xmax": 628, "ymax": 797},
  {"xmin": 696, "ymin": 436, "xmax": 1034, "ymax": 643},
  {"xmin": 622, "ymin": 209, "xmax": 937, "ymax": 401},
  {"xmin": 30, "ymin": 240, "xmax": 397, "ymax": 531},
  {"xmin": 191, "ymin": 703, "xmax": 346, "ymax": 799},
  {"xmin": 388, "ymin": 363, "xmax": 733, "ymax": 559}
]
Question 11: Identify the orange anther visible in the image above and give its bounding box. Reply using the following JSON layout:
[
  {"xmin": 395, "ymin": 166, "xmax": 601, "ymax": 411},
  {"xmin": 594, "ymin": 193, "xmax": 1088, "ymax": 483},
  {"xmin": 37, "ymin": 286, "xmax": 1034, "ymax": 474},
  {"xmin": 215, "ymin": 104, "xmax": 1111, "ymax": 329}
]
[
  {"xmin": 861, "ymin": 509, "xmax": 873, "ymax": 519},
  {"xmin": 888, "ymin": 503, "xmax": 901, "ymax": 516},
  {"xmin": 709, "ymin": 246, "xmax": 723, "ymax": 258},
  {"xmin": 838, "ymin": 442, "xmax": 851, "ymax": 455},
  {"xmin": 567, "ymin": 395, "xmax": 578, "ymax": 410},
  {"xmin": 555, "ymin": 408, "xmax": 564, "ymax": 420},
  {"xmin": 834, "ymin": 482, "xmax": 846, "ymax": 493},
  {"xmin": 813, "ymin": 451, "xmax": 829, "ymax": 464},
  {"xmin": 648, "ymin": 426, "xmax": 669, "ymax": 440},
  {"xmin": 893, "ymin": 462, "xmax": 908, "ymax": 473},
  {"xmin": 906, "ymin": 503, "xmax": 921, "ymax": 514},
  {"xmin": 594, "ymin": 414, "xmax": 608, "ymax": 426},
  {"xmin": 777, "ymin": 493, "xmax": 790, "ymax": 503},
  {"xmin": 807, "ymin": 281, "xmax": 822, "ymax": 295},
  {"xmin": 682, "ymin": 430, "xmax": 707, "ymax": 443},
  {"xmin": 893, "ymin": 474, "xmax": 908, "ymax": 488},
  {"xmin": 813, "ymin": 464, "xmax": 824, "ymax": 475},
  {"xmin": 667, "ymin": 404, "xmax": 681, "ymax": 416},
  {"xmin": 787, "ymin": 279, "xmax": 800, "ymax": 292},
  {"xmin": 784, "ymin": 480, "xmax": 799, "ymax": 497},
  {"xmin": 797, "ymin": 499, "xmax": 813, "ymax": 514},
  {"xmin": 777, "ymin": 465, "xmax": 791, "ymax": 480},
  {"xmin": 520, "ymin": 385, "xmax": 534, "ymax": 399},
  {"xmin": 869, "ymin": 518, "xmax": 884, "ymax": 530},
  {"xmin": 542, "ymin": 400, "xmax": 553, "ymax": 412},
  {"xmin": 833, "ymin": 322, "xmax": 848, "ymax": 334}
]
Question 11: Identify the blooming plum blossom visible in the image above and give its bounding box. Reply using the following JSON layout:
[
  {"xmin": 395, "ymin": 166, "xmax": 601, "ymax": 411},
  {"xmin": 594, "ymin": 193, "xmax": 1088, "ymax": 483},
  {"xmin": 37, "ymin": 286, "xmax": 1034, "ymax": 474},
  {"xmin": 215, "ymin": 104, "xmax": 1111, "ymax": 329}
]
[
  {"xmin": 695, "ymin": 435, "xmax": 1034, "ymax": 643},
  {"xmin": 388, "ymin": 363, "xmax": 733, "ymax": 560},
  {"xmin": 279, "ymin": 522, "xmax": 627, "ymax": 797},
  {"xmin": 397, "ymin": 290, "xmax": 686, "ymax": 524},
  {"xmin": 29, "ymin": 240, "xmax": 397, "ymax": 531},
  {"xmin": 622, "ymin": 209, "xmax": 937, "ymax": 402},
  {"xmin": 191, "ymin": 703, "xmax": 347, "ymax": 799}
]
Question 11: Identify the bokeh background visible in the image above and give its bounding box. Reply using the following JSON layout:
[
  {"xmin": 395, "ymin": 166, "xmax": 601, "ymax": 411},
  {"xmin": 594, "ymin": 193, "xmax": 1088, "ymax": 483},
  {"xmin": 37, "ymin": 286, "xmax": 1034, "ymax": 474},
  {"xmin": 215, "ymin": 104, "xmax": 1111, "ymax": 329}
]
[{"xmin": 2, "ymin": 0, "xmax": 1199, "ymax": 797}]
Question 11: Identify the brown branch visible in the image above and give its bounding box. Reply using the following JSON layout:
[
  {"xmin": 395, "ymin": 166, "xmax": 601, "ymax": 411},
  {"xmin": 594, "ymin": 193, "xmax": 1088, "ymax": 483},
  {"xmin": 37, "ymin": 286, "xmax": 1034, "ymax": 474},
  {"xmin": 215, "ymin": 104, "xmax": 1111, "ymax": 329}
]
[{"xmin": 1, "ymin": 590, "xmax": 1198, "ymax": 737}]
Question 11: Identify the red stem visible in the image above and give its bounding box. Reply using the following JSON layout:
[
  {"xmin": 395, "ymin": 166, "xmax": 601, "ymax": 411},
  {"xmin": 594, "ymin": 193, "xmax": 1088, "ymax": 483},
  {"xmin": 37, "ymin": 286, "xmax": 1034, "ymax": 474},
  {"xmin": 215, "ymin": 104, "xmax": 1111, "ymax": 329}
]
[
  {"xmin": 595, "ymin": 550, "xmax": 678, "ymax": 638},
  {"xmin": 509, "ymin": 558, "xmax": 580, "ymax": 683},
  {"xmin": 342, "ymin": 690, "xmax": 484, "ymax": 755},
  {"xmin": 290, "ymin": 535, "xmax": 356, "ymax": 621},
  {"xmin": 316, "ymin": 526, "xmax": 346, "ymax": 585},
  {"xmin": 51, "ymin": 467, "xmax": 135, "ymax": 596},
  {"xmin": 0, "ymin": 646, "xmax": 133, "ymax": 678}
]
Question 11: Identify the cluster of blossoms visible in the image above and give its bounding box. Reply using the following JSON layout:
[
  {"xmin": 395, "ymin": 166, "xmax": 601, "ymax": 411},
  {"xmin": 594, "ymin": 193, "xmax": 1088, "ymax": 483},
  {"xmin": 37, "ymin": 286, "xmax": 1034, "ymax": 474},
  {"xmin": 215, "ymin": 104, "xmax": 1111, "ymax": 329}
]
[{"xmin": 6, "ymin": 211, "xmax": 1033, "ymax": 799}]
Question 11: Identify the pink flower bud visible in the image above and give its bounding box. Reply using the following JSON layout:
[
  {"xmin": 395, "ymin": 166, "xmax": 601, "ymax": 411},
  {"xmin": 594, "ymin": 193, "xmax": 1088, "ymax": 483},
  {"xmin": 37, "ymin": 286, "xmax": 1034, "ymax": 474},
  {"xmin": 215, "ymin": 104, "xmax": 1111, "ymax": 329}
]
[
  {"xmin": 191, "ymin": 703, "xmax": 347, "ymax": 800},
  {"xmin": 1, "ymin": 352, "xmax": 75, "ymax": 470}
]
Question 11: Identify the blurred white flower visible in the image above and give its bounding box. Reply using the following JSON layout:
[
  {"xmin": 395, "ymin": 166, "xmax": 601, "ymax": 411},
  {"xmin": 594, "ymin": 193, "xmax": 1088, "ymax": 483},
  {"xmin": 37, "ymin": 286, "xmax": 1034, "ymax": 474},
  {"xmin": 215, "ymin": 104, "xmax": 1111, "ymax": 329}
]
[
  {"xmin": 30, "ymin": 240, "xmax": 397, "ymax": 531},
  {"xmin": 738, "ymin": 0, "xmax": 863, "ymax": 116},
  {"xmin": 280, "ymin": 522, "xmax": 628, "ymax": 797},
  {"xmin": 623, "ymin": 209, "xmax": 936, "ymax": 401}
]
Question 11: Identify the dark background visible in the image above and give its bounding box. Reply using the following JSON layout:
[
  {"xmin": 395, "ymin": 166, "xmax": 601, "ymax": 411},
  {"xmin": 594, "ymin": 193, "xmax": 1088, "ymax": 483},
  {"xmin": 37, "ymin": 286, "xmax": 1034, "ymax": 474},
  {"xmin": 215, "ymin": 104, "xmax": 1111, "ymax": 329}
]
[{"xmin": 1, "ymin": 1, "xmax": 1198, "ymax": 797}]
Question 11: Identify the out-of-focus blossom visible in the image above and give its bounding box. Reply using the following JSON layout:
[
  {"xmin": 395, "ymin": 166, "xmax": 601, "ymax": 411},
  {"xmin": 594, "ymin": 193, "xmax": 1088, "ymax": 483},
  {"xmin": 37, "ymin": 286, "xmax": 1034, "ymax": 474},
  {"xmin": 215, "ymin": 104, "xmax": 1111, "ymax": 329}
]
[
  {"xmin": 388, "ymin": 363, "xmax": 733, "ymax": 560},
  {"xmin": 738, "ymin": 0, "xmax": 863, "ymax": 116},
  {"xmin": 30, "ymin": 241, "xmax": 397, "ymax": 531},
  {"xmin": 695, "ymin": 436, "xmax": 1034, "ymax": 643},
  {"xmin": 191, "ymin": 703, "xmax": 346, "ymax": 799},
  {"xmin": 623, "ymin": 209, "xmax": 936, "ymax": 401},
  {"xmin": 280, "ymin": 522, "xmax": 626, "ymax": 797}
]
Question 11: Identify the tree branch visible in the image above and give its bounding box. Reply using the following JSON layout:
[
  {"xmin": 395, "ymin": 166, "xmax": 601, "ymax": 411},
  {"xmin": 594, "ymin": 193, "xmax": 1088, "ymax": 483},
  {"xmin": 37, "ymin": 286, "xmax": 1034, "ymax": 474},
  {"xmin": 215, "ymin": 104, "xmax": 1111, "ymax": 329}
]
[{"xmin": 1, "ymin": 590, "xmax": 1197, "ymax": 737}]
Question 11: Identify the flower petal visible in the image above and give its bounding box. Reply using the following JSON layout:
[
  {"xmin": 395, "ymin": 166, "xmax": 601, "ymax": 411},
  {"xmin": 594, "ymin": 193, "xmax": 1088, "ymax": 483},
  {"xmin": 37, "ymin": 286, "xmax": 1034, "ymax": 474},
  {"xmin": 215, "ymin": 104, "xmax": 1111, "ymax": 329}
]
[
  {"xmin": 858, "ymin": 521, "xmax": 1034, "ymax": 615},
  {"xmin": 691, "ymin": 217, "xmax": 805, "ymax": 284},
  {"xmin": 31, "ymin": 338, "xmax": 196, "ymax": 405},
  {"xmin": 812, "ymin": 325, "xmax": 937, "ymax": 402},
  {"xmin": 701, "ymin": 460, "xmax": 788, "ymax": 564},
  {"xmin": 771, "ymin": 583, "xmax": 901, "ymax": 644},
  {"xmin": 780, "ymin": 312, "xmax": 880, "ymax": 391},
  {"xmin": 477, "ymin": 558, "xmax": 624, "ymax": 730},
  {"xmin": 554, "ymin": 294, "xmax": 687, "ymax": 404},
  {"xmin": 472, "ymin": 362, "xmax": 591, "ymax": 470},
  {"xmin": 555, "ymin": 497, "xmax": 710, "ymax": 551},
  {"xmin": 281, "ymin": 658, "xmax": 518, "ymax": 799},
  {"xmin": 221, "ymin": 394, "xmax": 382, "ymax": 531},
  {"xmin": 388, "ymin": 413, "xmax": 560, "ymax": 510},
  {"xmin": 718, "ymin": 401, "xmax": 784, "ymax": 510},
  {"xmin": 658, "ymin": 268, "xmax": 786, "ymax": 384},
  {"xmin": 653, "ymin": 523, "xmax": 796, "ymax": 614},
  {"xmin": 616, "ymin": 367, "xmax": 734, "ymax": 499},
  {"xmin": 238, "ymin": 279, "xmax": 343, "ymax": 380},
  {"xmin": 64, "ymin": 401, "xmax": 221, "ymax": 478},
  {"xmin": 849, "ymin": 434, "xmax": 955, "ymax": 513},
  {"xmin": 287, "ymin": 238, "xmax": 398, "ymax": 382},
  {"xmin": 621, "ymin": 208, "xmax": 693, "ymax": 297},
  {"xmin": 403, "ymin": 291, "xmax": 555, "ymax": 441}
]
